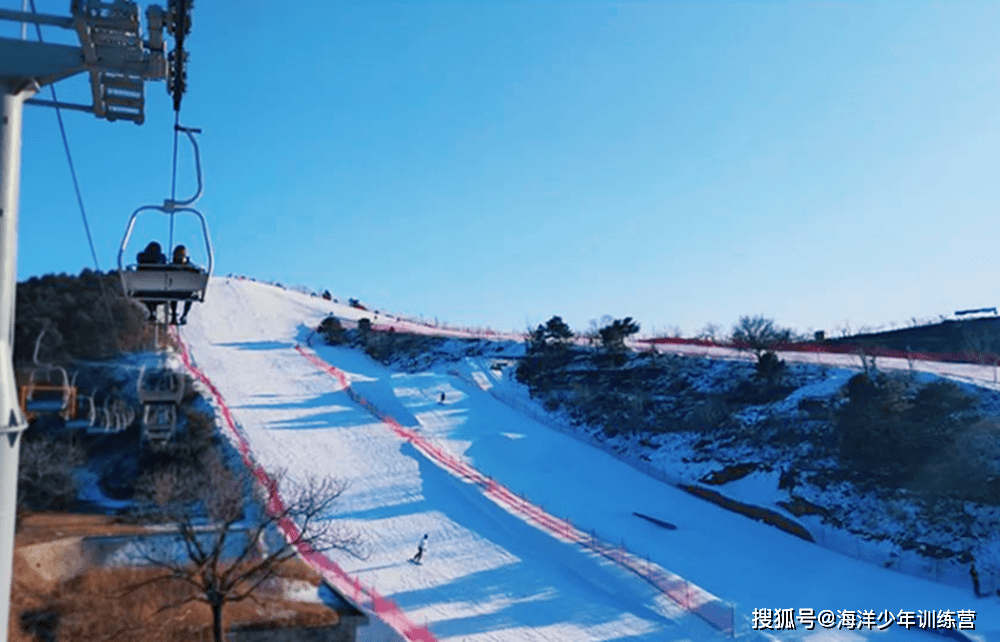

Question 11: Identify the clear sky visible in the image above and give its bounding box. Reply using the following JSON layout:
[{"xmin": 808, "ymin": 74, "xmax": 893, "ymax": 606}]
[{"xmin": 8, "ymin": 1, "xmax": 1000, "ymax": 337}]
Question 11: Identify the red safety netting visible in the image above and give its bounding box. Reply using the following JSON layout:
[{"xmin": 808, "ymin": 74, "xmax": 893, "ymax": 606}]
[
  {"xmin": 294, "ymin": 342, "xmax": 735, "ymax": 636},
  {"xmin": 174, "ymin": 332, "xmax": 438, "ymax": 642}
]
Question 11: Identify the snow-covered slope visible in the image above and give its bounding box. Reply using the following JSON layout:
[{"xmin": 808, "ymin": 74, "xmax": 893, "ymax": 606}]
[{"xmin": 178, "ymin": 277, "xmax": 998, "ymax": 641}]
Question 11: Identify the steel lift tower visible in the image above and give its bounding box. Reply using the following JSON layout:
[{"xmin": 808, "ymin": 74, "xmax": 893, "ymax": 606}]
[{"xmin": 0, "ymin": 1, "xmax": 189, "ymax": 637}]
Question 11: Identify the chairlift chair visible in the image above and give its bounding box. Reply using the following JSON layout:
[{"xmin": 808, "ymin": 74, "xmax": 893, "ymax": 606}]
[
  {"xmin": 117, "ymin": 126, "xmax": 213, "ymax": 313},
  {"xmin": 87, "ymin": 396, "xmax": 132, "ymax": 435},
  {"xmin": 136, "ymin": 365, "xmax": 185, "ymax": 405},
  {"xmin": 65, "ymin": 392, "xmax": 97, "ymax": 430},
  {"xmin": 142, "ymin": 402, "xmax": 176, "ymax": 445},
  {"xmin": 19, "ymin": 329, "xmax": 77, "ymax": 421}
]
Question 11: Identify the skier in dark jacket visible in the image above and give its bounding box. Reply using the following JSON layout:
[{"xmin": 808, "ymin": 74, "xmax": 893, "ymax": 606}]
[
  {"xmin": 136, "ymin": 241, "xmax": 167, "ymax": 266},
  {"xmin": 411, "ymin": 534, "xmax": 428, "ymax": 563},
  {"xmin": 136, "ymin": 241, "xmax": 167, "ymax": 321}
]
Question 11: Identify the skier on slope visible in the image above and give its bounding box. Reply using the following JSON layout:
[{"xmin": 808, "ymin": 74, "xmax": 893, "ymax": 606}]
[{"xmin": 411, "ymin": 534, "xmax": 428, "ymax": 563}]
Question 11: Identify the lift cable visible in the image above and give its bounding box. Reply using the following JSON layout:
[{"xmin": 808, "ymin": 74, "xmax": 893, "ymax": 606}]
[
  {"xmin": 28, "ymin": 0, "xmax": 123, "ymax": 352},
  {"xmin": 167, "ymin": 0, "xmax": 192, "ymax": 251}
]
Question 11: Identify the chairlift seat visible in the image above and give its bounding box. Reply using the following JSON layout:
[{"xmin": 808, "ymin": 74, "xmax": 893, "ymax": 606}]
[
  {"xmin": 137, "ymin": 368, "xmax": 184, "ymax": 404},
  {"xmin": 20, "ymin": 384, "xmax": 76, "ymax": 420},
  {"xmin": 122, "ymin": 264, "xmax": 209, "ymax": 302},
  {"xmin": 142, "ymin": 402, "xmax": 177, "ymax": 438}
]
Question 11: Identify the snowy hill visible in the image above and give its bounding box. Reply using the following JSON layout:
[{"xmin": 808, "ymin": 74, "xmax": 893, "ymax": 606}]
[{"xmin": 176, "ymin": 276, "xmax": 999, "ymax": 642}]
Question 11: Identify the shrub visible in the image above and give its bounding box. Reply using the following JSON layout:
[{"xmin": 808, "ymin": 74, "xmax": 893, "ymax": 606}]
[
  {"xmin": 837, "ymin": 374, "xmax": 974, "ymax": 482},
  {"xmin": 755, "ymin": 351, "xmax": 786, "ymax": 382},
  {"xmin": 318, "ymin": 315, "xmax": 346, "ymax": 345}
]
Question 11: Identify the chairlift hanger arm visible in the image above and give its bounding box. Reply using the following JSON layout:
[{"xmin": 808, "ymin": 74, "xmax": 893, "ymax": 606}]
[{"xmin": 165, "ymin": 125, "xmax": 203, "ymax": 208}]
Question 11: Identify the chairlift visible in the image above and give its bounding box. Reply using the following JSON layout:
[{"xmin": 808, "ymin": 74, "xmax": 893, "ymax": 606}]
[
  {"xmin": 117, "ymin": 126, "xmax": 213, "ymax": 312},
  {"xmin": 136, "ymin": 364, "xmax": 184, "ymax": 405},
  {"xmin": 142, "ymin": 402, "xmax": 177, "ymax": 446},
  {"xmin": 65, "ymin": 391, "xmax": 97, "ymax": 430},
  {"xmin": 19, "ymin": 328, "xmax": 77, "ymax": 421},
  {"xmin": 87, "ymin": 396, "xmax": 133, "ymax": 435}
]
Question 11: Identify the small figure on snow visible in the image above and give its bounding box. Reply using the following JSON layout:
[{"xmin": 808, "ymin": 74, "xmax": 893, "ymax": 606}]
[
  {"xmin": 411, "ymin": 534, "xmax": 428, "ymax": 563},
  {"xmin": 438, "ymin": 392, "xmax": 446, "ymax": 405}
]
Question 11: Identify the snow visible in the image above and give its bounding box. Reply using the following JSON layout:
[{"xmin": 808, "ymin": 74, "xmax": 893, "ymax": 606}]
[{"xmin": 177, "ymin": 277, "xmax": 999, "ymax": 641}]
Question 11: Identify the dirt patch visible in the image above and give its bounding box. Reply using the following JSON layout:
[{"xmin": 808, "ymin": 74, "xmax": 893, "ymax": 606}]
[
  {"xmin": 9, "ymin": 513, "xmax": 338, "ymax": 642},
  {"xmin": 679, "ymin": 484, "xmax": 815, "ymax": 543},
  {"xmin": 16, "ymin": 512, "xmax": 151, "ymax": 548},
  {"xmin": 699, "ymin": 462, "xmax": 760, "ymax": 485},
  {"xmin": 777, "ymin": 496, "xmax": 831, "ymax": 519}
]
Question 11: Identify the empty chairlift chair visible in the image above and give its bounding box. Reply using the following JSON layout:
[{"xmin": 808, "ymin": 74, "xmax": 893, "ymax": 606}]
[
  {"xmin": 137, "ymin": 365, "xmax": 184, "ymax": 445},
  {"xmin": 18, "ymin": 329, "xmax": 77, "ymax": 422},
  {"xmin": 65, "ymin": 391, "xmax": 97, "ymax": 430},
  {"xmin": 142, "ymin": 404, "xmax": 177, "ymax": 446},
  {"xmin": 88, "ymin": 396, "xmax": 132, "ymax": 435}
]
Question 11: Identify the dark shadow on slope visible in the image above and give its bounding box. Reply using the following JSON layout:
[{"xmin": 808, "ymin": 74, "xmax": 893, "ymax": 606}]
[
  {"xmin": 349, "ymin": 379, "xmax": 421, "ymax": 428},
  {"xmin": 333, "ymin": 496, "xmax": 431, "ymax": 522},
  {"xmin": 232, "ymin": 391, "xmax": 378, "ymax": 431},
  {"xmin": 381, "ymin": 442, "xmax": 677, "ymax": 640},
  {"xmin": 233, "ymin": 391, "xmax": 347, "ymax": 411},
  {"xmin": 267, "ymin": 409, "xmax": 381, "ymax": 431},
  {"xmin": 214, "ymin": 340, "xmax": 295, "ymax": 351}
]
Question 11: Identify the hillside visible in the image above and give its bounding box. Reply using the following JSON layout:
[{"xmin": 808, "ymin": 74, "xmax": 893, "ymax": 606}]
[{"xmin": 171, "ymin": 276, "xmax": 1000, "ymax": 641}]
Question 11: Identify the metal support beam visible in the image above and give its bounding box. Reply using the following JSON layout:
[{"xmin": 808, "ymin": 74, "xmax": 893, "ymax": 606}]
[
  {"xmin": 24, "ymin": 98, "xmax": 95, "ymax": 114},
  {"xmin": 0, "ymin": 39, "xmax": 83, "ymax": 88},
  {"xmin": 0, "ymin": 83, "xmax": 33, "ymax": 642},
  {"xmin": 0, "ymin": 7, "xmax": 73, "ymax": 29}
]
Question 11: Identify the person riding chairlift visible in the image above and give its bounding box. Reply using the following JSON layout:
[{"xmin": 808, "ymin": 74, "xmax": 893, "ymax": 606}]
[
  {"xmin": 136, "ymin": 241, "xmax": 167, "ymax": 321},
  {"xmin": 170, "ymin": 244, "xmax": 195, "ymax": 325}
]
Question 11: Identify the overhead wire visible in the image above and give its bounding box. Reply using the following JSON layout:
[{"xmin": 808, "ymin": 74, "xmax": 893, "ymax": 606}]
[{"xmin": 27, "ymin": 0, "xmax": 123, "ymax": 352}]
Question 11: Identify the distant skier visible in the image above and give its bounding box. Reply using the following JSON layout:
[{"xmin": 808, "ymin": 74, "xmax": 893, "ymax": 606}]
[
  {"xmin": 439, "ymin": 392, "xmax": 446, "ymax": 405},
  {"xmin": 411, "ymin": 534, "xmax": 428, "ymax": 563}
]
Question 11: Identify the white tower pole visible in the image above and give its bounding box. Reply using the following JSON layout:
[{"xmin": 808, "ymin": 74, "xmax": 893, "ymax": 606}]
[{"xmin": 0, "ymin": 81, "xmax": 32, "ymax": 642}]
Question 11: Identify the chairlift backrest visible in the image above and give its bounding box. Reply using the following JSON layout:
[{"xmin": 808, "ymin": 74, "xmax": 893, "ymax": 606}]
[
  {"xmin": 65, "ymin": 393, "xmax": 96, "ymax": 429},
  {"xmin": 142, "ymin": 402, "xmax": 176, "ymax": 426},
  {"xmin": 142, "ymin": 402, "xmax": 176, "ymax": 444},
  {"xmin": 137, "ymin": 365, "xmax": 185, "ymax": 404}
]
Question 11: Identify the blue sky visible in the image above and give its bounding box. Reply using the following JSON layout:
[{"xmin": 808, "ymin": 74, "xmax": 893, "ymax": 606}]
[{"xmin": 9, "ymin": 1, "xmax": 1000, "ymax": 337}]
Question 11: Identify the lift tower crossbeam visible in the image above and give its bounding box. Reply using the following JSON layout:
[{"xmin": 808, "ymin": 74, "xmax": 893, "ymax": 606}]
[{"xmin": 0, "ymin": 2, "xmax": 177, "ymax": 639}]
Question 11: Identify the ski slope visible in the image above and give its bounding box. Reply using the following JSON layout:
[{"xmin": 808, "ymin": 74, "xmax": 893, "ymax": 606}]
[{"xmin": 178, "ymin": 277, "xmax": 999, "ymax": 641}]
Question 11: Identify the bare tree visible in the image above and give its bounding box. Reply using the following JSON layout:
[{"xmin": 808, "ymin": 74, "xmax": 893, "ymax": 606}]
[
  {"xmin": 129, "ymin": 457, "xmax": 367, "ymax": 642},
  {"xmin": 731, "ymin": 315, "xmax": 790, "ymax": 362},
  {"xmin": 698, "ymin": 323, "xmax": 721, "ymax": 342}
]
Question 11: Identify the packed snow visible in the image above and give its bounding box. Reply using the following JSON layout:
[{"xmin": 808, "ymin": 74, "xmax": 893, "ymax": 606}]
[{"xmin": 176, "ymin": 277, "xmax": 999, "ymax": 641}]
